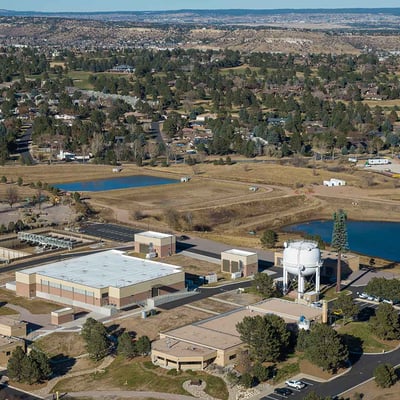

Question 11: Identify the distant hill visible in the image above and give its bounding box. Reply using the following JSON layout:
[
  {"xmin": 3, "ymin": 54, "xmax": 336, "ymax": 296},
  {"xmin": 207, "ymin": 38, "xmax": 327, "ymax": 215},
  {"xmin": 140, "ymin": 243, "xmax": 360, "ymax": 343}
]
[{"xmin": 1, "ymin": 8, "xmax": 400, "ymax": 19}]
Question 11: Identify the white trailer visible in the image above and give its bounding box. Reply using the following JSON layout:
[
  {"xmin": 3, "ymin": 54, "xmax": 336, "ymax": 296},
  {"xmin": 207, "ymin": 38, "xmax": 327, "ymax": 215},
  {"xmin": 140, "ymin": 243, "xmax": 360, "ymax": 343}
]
[{"xmin": 366, "ymin": 158, "xmax": 390, "ymax": 165}]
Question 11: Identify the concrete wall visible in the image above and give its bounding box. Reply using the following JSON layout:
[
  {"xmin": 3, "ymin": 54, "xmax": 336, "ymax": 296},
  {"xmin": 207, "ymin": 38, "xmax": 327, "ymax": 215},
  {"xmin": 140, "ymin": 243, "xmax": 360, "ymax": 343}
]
[
  {"xmin": 0, "ymin": 323, "xmax": 27, "ymax": 338},
  {"xmin": 0, "ymin": 247, "xmax": 29, "ymax": 261}
]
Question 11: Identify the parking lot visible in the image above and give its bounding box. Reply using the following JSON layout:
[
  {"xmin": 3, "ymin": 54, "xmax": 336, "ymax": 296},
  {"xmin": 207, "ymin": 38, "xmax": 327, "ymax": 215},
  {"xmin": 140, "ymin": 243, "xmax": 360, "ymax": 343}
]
[
  {"xmin": 81, "ymin": 223, "xmax": 140, "ymax": 242},
  {"xmin": 261, "ymin": 378, "xmax": 316, "ymax": 400}
]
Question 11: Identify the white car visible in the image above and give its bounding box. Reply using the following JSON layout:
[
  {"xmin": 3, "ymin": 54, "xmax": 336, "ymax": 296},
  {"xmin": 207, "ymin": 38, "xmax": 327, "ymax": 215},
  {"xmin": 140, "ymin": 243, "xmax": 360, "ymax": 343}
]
[
  {"xmin": 358, "ymin": 292, "xmax": 368, "ymax": 299},
  {"xmin": 285, "ymin": 380, "xmax": 306, "ymax": 390},
  {"xmin": 311, "ymin": 301, "xmax": 322, "ymax": 308}
]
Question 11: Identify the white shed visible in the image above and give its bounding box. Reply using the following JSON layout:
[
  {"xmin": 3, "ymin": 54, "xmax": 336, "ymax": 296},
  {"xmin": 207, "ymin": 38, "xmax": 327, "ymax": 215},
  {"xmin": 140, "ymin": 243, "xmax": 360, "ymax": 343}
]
[{"xmin": 323, "ymin": 178, "xmax": 346, "ymax": 187}]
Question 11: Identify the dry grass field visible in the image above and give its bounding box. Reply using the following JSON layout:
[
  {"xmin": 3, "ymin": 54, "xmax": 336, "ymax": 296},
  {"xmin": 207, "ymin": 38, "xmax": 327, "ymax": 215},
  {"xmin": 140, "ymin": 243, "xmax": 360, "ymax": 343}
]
[{"xmin": 2, "ymin": 160, "xmax": 400, "ymax": 244}]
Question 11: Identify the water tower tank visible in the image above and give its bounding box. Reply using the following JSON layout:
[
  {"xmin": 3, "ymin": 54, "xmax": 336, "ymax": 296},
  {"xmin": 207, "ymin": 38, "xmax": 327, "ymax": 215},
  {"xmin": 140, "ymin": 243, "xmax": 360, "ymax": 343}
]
[{"xmin": 283, "ymin": 240, "xmax": 321, "ymax": 276}]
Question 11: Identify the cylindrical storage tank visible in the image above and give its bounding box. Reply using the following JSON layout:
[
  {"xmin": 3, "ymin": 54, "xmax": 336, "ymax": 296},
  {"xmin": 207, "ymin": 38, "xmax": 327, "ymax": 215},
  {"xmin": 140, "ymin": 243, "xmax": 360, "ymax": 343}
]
[{"xmin": 283, "ymin": 240, "xmax": 321, "ymax": 276}]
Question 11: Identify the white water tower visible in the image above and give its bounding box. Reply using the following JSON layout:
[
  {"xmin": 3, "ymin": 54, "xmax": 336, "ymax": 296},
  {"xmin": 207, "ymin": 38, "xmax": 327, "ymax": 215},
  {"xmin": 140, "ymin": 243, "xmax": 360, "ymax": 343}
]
[{"xmin": 282, "ymin": 240, "xmax": 322, "ymax": 301}]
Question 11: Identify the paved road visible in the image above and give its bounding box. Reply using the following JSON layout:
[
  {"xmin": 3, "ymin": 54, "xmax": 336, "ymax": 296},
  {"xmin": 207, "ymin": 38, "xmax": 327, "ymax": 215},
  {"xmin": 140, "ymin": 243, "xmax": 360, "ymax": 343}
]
[{"xmin": 0, "ymin": 385, "xmax": 42, "ymax": 400}]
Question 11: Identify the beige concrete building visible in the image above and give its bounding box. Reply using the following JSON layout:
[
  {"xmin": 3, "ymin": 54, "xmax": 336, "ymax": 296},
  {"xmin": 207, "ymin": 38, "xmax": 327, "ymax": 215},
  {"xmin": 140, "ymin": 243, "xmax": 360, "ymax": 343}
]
[
  {"xmin": 51, "ymin": 307, "xmax": 74, "ymax": 325},
  {"xmin": 0, "ymin": 317, "xmax": 27, "ymax": 338},
  {"xmin": 134, "ymin": 231, "xmax": 176, "ymax": 257},
  {"xmin": 0, "ymin": 336, "xmax": 25, "ymax": 366},
  {"xmin": 15, "ymin": 250, "xmax": 185, "ymax": 315},
  {"xmin": 151, "ymin": 298, "xmax": 323, "ymax": 371},
  {"xmin": 221, "ymin": 249, "xmax": 258, "ymax": 277}
]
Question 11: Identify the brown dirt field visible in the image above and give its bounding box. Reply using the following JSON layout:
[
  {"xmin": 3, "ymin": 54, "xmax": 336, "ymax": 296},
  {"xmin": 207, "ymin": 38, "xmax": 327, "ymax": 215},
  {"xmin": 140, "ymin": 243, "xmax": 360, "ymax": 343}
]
[
  {"xmin": 344, "ymin": 378, "xmax": 400, "ymax": 400},
  {"xmin": 299, "ymin": 358, "xmax": 346, "ymax": 380},
  {"xmin": 107, "ymin": 306, "xmax": 211, "ymax": 341},
  {"xmin": 188, "ymin": 298, "xmax": 238, "ymax": 313},
  {"xmin": 159, "ymin": 254, "xmax": 220, "ymax": 277},
  {"xmin": 213, "ymin": 290, "xmax": 262, "ymax": 306}
]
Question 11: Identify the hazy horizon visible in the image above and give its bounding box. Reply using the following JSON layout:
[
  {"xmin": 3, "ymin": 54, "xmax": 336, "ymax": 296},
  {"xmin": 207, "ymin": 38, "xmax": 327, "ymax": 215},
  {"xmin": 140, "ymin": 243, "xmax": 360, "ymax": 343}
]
[{"xmin": 0, "ymin": 0, "xmax": 399, "ymax": 13}]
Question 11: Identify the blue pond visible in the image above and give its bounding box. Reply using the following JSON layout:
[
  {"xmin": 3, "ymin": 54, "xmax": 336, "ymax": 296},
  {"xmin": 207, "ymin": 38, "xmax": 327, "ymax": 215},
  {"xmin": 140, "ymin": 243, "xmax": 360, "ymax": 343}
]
[
  {"xmin": 55, "ymin": 175, "xmax": 179, "ymax": 192},
  {"xmin": 284, "ymin": 220, "xmax": 400, "ymax": 262}
]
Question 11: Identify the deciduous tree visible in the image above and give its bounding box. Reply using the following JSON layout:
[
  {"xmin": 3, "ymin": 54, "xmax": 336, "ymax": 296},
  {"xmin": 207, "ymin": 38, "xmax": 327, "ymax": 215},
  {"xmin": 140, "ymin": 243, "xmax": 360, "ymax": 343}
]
[
  {"xmin": 333, "ymin": 293, "xmax": 359, "ymax": 325},
  {"xmin": 260, "ymin": 229, "xmax": 278, "ymax": 248}
]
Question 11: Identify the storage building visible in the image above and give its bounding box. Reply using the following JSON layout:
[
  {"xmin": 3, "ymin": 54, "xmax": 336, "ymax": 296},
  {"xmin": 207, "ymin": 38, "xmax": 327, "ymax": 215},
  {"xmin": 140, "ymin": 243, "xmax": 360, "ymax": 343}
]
[
  {"xmin": 221, "ymin": 249, "xmax": 258, "ymax": 277},
  {"xmin": 134, "ymin": 231, "xmax": 176, "ymax": 258}
]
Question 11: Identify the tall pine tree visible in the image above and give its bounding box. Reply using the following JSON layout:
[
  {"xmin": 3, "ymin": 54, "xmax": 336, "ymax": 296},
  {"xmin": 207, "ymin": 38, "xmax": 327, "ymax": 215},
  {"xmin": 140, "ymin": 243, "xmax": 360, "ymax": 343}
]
[{"xmin": 331, "ymin": 209, "xmax": 349, "ymax": 292}]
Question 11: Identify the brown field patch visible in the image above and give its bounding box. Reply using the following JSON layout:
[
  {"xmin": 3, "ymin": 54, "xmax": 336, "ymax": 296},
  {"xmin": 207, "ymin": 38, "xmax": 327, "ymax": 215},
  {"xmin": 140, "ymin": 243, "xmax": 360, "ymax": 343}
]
[
  {"xmin": 161, "ymin": 254, "xmax": 220, "ymax": 277},
  {"xmin": 344, "ymin": 376, "xmax": 400, "ymax": 400},
  {"xmin": 35, "ymin": 332, "xmax": 87, "ymax": 358}
]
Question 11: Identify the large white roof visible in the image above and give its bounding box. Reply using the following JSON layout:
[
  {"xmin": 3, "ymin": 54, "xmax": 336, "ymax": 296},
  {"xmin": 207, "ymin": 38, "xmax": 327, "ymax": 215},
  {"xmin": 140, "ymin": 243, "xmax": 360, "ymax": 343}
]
[
  {"xmin": 136, "ymin": 231, "xmax": 174, "ymax": 239},
  {"xmin": 19, "ymin": 250, "xmax": 182, "ymax": 289},
  {"xmin": 223, "ymin": 249, "xmax": 256, "ymax": 257}
]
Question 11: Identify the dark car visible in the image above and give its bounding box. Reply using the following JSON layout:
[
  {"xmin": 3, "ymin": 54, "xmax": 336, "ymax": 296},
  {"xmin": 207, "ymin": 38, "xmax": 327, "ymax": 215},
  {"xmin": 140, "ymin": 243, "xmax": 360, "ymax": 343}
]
[{"xmin": 274, "ymin": 387, "xmax": 293, "ymax": 396}]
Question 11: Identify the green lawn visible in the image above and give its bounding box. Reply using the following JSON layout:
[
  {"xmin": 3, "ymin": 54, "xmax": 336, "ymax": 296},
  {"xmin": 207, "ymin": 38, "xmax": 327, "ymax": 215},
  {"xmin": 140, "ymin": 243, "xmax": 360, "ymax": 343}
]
[
  {"xmin": 53, "ymin": 356, "xmax": 229, "ymax": 400},
  {"xmin": 67, "ymin": 71, "xmax": 94, "ymax": 90},
  {"xmin": 338, "ymin": 322, "xmax": 398, "ymax": 353}
]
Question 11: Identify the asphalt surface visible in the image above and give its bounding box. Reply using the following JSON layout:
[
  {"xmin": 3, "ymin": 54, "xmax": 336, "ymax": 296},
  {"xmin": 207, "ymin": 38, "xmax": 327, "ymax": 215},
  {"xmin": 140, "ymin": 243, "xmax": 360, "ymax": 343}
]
[
  {"xmin": 80, "ymin": 223, "xmax": 140, "ymax": 242},
  {"xmin": 0, "ymin": 385, "xmax": 42, "ymax": 400}
]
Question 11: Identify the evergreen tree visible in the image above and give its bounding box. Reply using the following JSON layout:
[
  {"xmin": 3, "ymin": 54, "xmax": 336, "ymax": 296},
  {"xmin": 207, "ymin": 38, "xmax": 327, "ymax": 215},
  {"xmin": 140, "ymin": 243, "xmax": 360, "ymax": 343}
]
[
  {"xmin": 117, "ymin": 332, "xmax": 137, "ymax": 359},
  {"xmin": 136, "ymin": 336, "xmax": 151, "ymax": 356},
  {"xmin": 303, "ymin": 323, "xmax": 348, "ymax": 372},
  {"xmin": 81, "ymin": 318, "xmax": 110, "ymax": 361},
  {"xmin": 369, "ymin": 303, "xmax": 400, "ymax": 340},
  {"xmin": 374, "ymin": 363, "xmax": 397, "ymax": 388},
  {"xmin": 29, "ymin": 349, "xmax": 52, "ymax": 381},
  {"xmin": 252, "ymin": 273, "xmax": 277, "ymax": 299},
  {"xmin": 331, "ymin": 209, "xmax": 349, "ymax": 292},
  {"xmin": 21, "ymin": 355, "xmax": 40, "ymax": 385},
  {"xmin": 236, "ymin": 314, "xmax": 290, "ymax": 362},
  {"xmin": 7, "ymin": 346, "xmax": 25, "ymax": 382}
]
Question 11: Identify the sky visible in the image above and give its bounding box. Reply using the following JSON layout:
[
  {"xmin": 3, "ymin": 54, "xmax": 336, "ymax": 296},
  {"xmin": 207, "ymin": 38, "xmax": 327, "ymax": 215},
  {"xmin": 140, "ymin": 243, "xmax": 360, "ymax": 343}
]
[{"xmin": 0, "ymin": 1, "xmax": 399, "ymax": 12}]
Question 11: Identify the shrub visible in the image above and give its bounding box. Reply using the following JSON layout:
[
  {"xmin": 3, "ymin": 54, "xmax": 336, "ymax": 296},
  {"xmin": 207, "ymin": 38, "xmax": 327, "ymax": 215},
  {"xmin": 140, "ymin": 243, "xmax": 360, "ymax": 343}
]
[{"xmin": 374, "ymin": 363, "xmax": 397, "ymax": 388}]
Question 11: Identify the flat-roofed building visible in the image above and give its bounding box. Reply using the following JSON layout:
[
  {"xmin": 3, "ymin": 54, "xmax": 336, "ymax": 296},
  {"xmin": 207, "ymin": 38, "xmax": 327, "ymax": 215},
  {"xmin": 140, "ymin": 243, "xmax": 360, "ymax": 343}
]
[
  {"xmin": 134, "ymin": 231, "xmax": 176, "ymax": 257},
  {"xmin": 0, "ymin": 316, "xmax": 27, "ymax": 338},
  {"xmin": 151, "ymin": 298, "xmax": 323, "ymax": 371},
  {"xmin": 0, "ymin": 335, "xmax": 25, "ymax": 366},
  {"xmin": 15, "ymin": 250, "xmax": 184, "ymax": 315},
  {"xmin": 51, "ymin": 307, "xmax": 74, "ymax": 325},
  {"xmin": 221, "ymin": 249, "xmax": 258, "ymax": 277}
]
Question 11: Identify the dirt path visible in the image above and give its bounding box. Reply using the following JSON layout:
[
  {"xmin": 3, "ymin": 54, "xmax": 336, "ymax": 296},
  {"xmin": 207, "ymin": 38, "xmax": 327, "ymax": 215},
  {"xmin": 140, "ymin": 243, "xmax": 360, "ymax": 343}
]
[
  {"xmin": 32, "ymin": 356, "xmax": 116, "ymax": 398},
  {"xmin": 65, "ymin": 390, "xmax": 195, "ymax": 400}
]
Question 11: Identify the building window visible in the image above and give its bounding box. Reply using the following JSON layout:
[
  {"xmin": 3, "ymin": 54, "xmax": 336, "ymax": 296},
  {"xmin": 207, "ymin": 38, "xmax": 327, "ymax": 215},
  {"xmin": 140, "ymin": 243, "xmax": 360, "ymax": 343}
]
[
  {"xmin": 229, "ymin": 354, "xmax": 236, "ymax": 360},
  {"xmin": 6, "ymin": 351, "xmax": 10, "ymax": 356}
]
